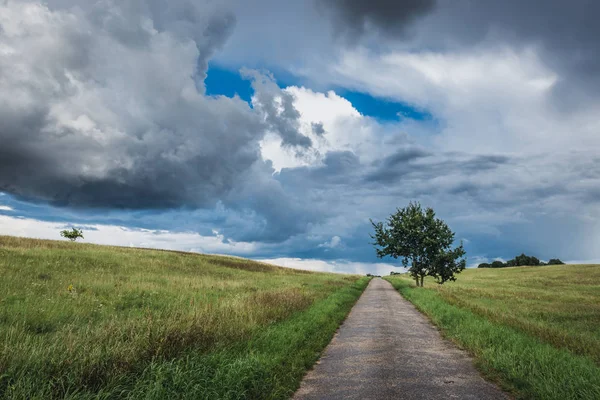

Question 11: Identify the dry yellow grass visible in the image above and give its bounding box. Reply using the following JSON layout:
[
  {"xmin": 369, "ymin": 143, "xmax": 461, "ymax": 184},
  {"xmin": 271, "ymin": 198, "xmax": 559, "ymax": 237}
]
[{"xmin": 0, "ymin": 235, "xmax": 366, "ymax": 399}]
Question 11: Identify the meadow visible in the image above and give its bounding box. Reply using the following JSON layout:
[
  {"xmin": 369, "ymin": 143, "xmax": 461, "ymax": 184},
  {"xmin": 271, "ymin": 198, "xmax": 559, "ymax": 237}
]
[
  {"xmin": 386, "ymin": 265, "xmax": 600, "ymax": 400},
  {"xmin": 0, "ymin": 236, "xmax": 369, "ymax": 399}
]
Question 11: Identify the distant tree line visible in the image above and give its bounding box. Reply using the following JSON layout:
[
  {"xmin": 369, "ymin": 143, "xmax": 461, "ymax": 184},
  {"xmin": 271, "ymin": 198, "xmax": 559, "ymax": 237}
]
[{"xmin": 477, "ymin": 253, "xmax": 564, "ymax": 268}]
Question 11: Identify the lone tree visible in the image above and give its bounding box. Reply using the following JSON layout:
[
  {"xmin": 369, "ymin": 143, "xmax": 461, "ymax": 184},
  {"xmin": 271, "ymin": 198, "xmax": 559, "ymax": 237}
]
[
  {"xmin": 60, "ymin": 228, "xmax": 84, "ymax": 242},
  {"xmin": 371, "ymin": 202, "xmax": 466, "ymax": 286}
]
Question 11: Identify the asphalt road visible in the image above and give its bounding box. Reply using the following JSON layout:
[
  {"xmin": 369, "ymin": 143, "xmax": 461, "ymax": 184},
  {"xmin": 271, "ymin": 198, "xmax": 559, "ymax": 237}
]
[{"xmin": 293, "ymin": 278, "xmax": 508, "ymax": 400}]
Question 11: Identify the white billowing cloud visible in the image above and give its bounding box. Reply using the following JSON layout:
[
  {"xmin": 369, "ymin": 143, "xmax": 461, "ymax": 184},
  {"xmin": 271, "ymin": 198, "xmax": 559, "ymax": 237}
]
[
  {"xmin": 318, "ymin": 235, "xmax": 342, "ymax": 249},
  {"xmin": 260, "ymin": 86, "xmax": 404, "ymax": 171},
  {"xmin": 288, "ymin": 87, "xmax": 398, "ymax": 161},
  {"xmin": 260, "ymin": 257, "xmax": 402, "ymax": 275},
  {"xmin": 319, "ymin": 46, "xmax": 600, "ymax": 154},
  {"xmin": 0, "ymin": 215, "xmax": 259, "ymax": 255},
  {"xmin": 0, "ymin": 206, "xmax": 13, "ymax": 211}
]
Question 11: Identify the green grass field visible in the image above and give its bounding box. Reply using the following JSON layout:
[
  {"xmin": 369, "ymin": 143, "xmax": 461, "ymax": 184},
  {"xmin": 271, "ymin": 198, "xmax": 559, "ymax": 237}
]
[
  {"xmin": 386, "ymin": 265, "xmax": 600, "ymax": 399},
  {"xmin": 0, "ymin": 236, "xmax": 369, "ymax": 399}
]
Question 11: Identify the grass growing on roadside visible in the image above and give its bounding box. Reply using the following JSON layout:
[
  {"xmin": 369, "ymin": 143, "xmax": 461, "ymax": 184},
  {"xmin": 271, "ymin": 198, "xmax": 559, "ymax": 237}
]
[
  {"xmin": 0, "ymin": 236, "xmax": 368, "ymax": 399},
  {"xmin": 98, "ymin": 278, "xmax": 369, "ymax": 399},
  {"xmin": 419, "ymin": 265, "xmax": 600, "ymax": 363},
  {"xmin": 385, "ymin": 269, "xmax": 600, "ymax": 400}
]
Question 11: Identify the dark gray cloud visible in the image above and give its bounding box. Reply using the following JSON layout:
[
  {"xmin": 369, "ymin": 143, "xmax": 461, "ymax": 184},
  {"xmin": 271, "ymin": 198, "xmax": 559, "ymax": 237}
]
[
  {"xmin": 278, "ymin": 151, "xmax": 362, "ymax": 189},
  {"xmin": 363, "ymin": 152, "xmax": 514, "ymax": 202},
  {"xmin": 202, "ymin": 0, "xmax": 600, "ymax": 104},
  {"xmin": 268, "ymin": 143, "xmax": 600, "ymax": 264},
  {"xmin": 3, "ymin": 0, "xmax": 600, "ymax": 267},
  {"xmin": 311, "ymin": 122, "xmax": 326, "ymax": 136},
  {"xmin": 413, "ymin": 0, "xmax": 600, "ymax": 101},
  {"xmin": 378, "ymin": 147, "xmax": 431, "ymax": 168},
  {"xmin": 322, "ymin": 151, "xmax": 361, "ymax": 173},
  {"xmin": 0, "ymin": 1, "xmax": 319, "ymax": 241},
  {"xmin": 315, "ymin": 0, "xmax": 599, "ymax": 100},
  {"xmin": 360, "ymin": 147, "xmax": 429, "ymax": 183},
  {"xmin": 318, "ymin": 0, "xmax": 437, "ymax": 41}
]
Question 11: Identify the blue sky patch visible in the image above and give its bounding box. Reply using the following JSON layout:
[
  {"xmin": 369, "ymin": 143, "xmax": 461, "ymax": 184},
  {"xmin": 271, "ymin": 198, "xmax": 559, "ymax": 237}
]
[
  {"xmin": 205, "ymin": 65, "xmax": 432, "ymax": 122},
  {"xmin": 205, "ymin": 64, "xmax": 253, "ymax": 103},
  {"xmin": 337, "ymin": 90, "xmax": 431, "ymax": 122}
]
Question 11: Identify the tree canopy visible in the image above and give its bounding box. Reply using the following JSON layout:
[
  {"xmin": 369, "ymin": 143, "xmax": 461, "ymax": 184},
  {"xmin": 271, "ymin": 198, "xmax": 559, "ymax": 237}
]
[
  {"xmin": 477, "ymin": 254, "xmax": 564, "ymax": 268},
  {"xmin": 371, "ymin": 202, "xmax": 465, "ymax": 286}
]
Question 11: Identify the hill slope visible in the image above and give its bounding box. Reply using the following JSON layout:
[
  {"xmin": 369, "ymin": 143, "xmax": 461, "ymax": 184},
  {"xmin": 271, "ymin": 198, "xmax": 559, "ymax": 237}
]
[
  {"xmin": 427, "ymin": 265, "xmax": 600, "ymax": 362},
  {"xmin": 0, "ymin": 236, "xmax": 368, "ymax": 399}
]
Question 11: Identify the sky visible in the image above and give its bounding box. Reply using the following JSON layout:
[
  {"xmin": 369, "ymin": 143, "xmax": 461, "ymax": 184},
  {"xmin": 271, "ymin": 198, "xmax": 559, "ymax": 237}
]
[{"xmin": 1, "ymin": 0, "xmax": 599, "ymax": 274}]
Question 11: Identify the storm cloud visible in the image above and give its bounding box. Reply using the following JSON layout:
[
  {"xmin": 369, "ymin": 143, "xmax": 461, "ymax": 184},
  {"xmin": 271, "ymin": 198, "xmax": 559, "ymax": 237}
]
[
  {"xmin": 0, "ymin": 0, "xmax": 334, "ymax": 245},
  {"xmin": 318, "ymin": 0, "xmax": 437, "ymax": 41},
  {"xmin": 407, "ymin": 0, "xmax": 600, "ymax": 102},
  {"xmin": 1, "ymin": 0, "xmax": 600, "ymax": 269},
  {"xmin": 0, "ymin": 1, "xmax": 318, "ymax": 239},
  {"xmin": 319, "ymin": 0, "xmax": 599, "ymax": 91}
]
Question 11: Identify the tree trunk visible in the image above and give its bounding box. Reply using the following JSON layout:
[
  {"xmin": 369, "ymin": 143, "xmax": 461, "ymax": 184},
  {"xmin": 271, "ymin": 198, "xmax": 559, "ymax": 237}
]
[
  {"xmin": 420, "ymin": 275, "xmax": 424, "ymax": 287},
  {"xmin": 413, "ymin": 258, "xmax": 419, "ymax": 286}
]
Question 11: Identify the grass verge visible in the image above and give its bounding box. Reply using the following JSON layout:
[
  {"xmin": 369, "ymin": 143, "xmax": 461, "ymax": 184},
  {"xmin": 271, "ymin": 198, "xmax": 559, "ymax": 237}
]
[
  {"xmin": 385, "ymin": 275, "xmax": 600, "ymax": 400},
  {"xmin": 420, "ymin": 265, "xmax": 600, "ymax": 364},
  {"xmin": 95, "ymin": 277, "xmax": 370, "ymax": 399},
  {"xmin": 0, "ymin": 235, "xmax": 369, "ymax": 399}
]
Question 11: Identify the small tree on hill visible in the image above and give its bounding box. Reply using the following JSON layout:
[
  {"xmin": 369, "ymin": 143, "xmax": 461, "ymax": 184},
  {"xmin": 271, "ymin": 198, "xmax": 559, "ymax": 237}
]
[
  {"xmin": 60, "ymin": 228, "xmax": 84, "ymax": 242},
  {"xmin": 477, "ymin": 263, "xmax": 491, "ymax": 268},
  {"xmin": 371, "ymin": 202, "xmax": 466, "ymax": 287},
  {"xmin": 547, "ymin": 258, "xmax": 565, "ymax": 265},
  {"xmin": 491, "ymin": 260, "xmax": 505, "ymax": 268}
]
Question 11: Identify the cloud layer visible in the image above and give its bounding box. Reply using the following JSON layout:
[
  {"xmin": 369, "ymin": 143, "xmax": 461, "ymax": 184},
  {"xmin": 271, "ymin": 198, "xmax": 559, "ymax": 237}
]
[
  {"xmin": 0, "ymin": 1, "xmax": 318, "ymax": 241},
  {"xmin": 1, "ymin": 0, "xmax": 599, "ymax": 271}
]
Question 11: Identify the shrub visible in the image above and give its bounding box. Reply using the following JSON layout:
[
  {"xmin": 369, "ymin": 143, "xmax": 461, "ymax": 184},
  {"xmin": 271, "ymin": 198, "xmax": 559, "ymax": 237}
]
[{"xmin": 60, "ymin": 228, "xmax": 84, "ymax": 242}]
